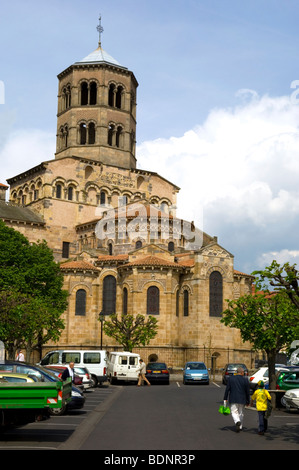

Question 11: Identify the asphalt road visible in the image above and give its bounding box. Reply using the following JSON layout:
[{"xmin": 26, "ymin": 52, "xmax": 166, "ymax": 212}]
[
  {"xmin": 0, "ymin": 378, "xmax": 298, "ymax": 453},
  {"xmin": 76, "ymin": 381, "xmax": 299, "ymax": 452}
]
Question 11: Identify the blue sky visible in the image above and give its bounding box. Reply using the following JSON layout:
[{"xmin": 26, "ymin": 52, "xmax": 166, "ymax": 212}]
[{"xmin": 1, "ymin": 0, "xmax": 299, "ymax": 274}]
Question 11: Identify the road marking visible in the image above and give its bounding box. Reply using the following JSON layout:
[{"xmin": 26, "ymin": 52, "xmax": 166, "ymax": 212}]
[
  {"xmin": 213, "ymin": 382, "xmax": 220, "ymax": 388},
  {"xmin": 176, "ymin": 381, "xmax": 180, "ymax": 387}
]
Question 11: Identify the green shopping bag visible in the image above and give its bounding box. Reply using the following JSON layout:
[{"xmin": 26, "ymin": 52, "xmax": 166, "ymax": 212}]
[{"xmin": 218, "ymin": 405, "xmax": 231, "ymax": 415}]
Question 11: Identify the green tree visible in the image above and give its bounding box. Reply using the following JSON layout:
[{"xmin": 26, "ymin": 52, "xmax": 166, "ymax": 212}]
[
  {"xmin": 102, "ymin": 313, "xmax": 158, "ymax": 352},
  {"xmin": 253, "ymin": 260, "xmax": 299, "ymax": 309},
  {"xmin": 221, "ymin": 289, "xmax": 299, "ymax": 404},
  {"xmin": 0, "ymin": 220, "xmax": 68, "ymax": 360}
]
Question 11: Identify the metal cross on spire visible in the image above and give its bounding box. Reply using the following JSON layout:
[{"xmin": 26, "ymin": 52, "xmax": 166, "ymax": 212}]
[{"xmin": 97, "ymin": 15, "xmax": 104, "ymax": 47}]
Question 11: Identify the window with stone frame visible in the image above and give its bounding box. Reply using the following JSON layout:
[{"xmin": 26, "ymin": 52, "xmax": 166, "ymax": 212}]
[
  {"xmin": 102, "ymin": 275, "xmax": 116, "ymax": 315},
  {"xmin": 209, "ymin": 271, "xmax": 223, "ymax": 317},
  {"xmin": 123, "ymin": 287, "xmax": 128, "ymax": 315},
  {"xmin": 147, "ymin": 286, "xmax": 160, "ymax": 315},
  {"xmin": 183, "ymin": 289, "xmax": 189, "ymax": 316},
  {"xmin": 75, "ymin": 289, "xmax": 86, "ymax": 316}
]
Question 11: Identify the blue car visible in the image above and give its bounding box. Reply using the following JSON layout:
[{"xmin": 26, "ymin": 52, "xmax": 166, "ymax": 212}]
[{"xmin": 183, "ymin": 362, "xmax": 209, "ymax": 385}]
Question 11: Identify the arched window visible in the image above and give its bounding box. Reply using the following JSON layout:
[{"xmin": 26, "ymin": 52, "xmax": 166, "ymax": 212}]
[
  {"xmin": 100, "ymin": 191, "xmax": 106, "ymax": 205},
  {"xmin": 123, "ymin": 287, "xmax": 128, "ymax": 315},
  {"xmin": 108, "ymin": 242, "xmax": 113, "ymax": 255},
  {"xmin": 108, "ymin": 124, "xmax": 115, "ymax": 146},
  {"xmin": 66, "ymin": 85, "xmax": 71, "ymax": 108},
  {"xmin": 81, "ymin": 82, "xmax": 88, "ymax": 105},
  {"xmin": 67, "ymin": 186, "xmax": 74, "ymax": 201},
  {"xmin": 116, "ymin": 86, "xmax": 123, "ymax": 109},
  {"xmin": 116, "ymin": 126, "xmax": 123, "ymax": 148},
  {"xmin": 80, "ymin": 123, "xmax": 87, "ymax": 145},
  {"xmin": 209, "ymin": 271, "xmax": 223, "ymax": 317},
  {"xmin": 75, "ymin": 289, "xmax": 86, "ymax": 316},
  {"xmin": 56, "ymin": 184, "xmax": 62, "ymax": 199},
  {"xmin": 89, "ymin": 82, "xmax": 97, "ymax": 105},
  {"xmin": 102, "ymin": 275, "xmax": 116, "ymax": 315},
  {"xmin": 183, "ymin": 290, "xmax": 189, "ymax": 317},
  {"xmin": 168, "ymin": 241, "xmax": 175, "ymax": 252},
  {"xmin": 108, "ymin": 84, "xmax": 115, "ymax": 107},
  {"xmin": 147, "ymin": 286, "xmax": 159, "ymax": 315},
  {"xmin": 135, "ymin": 240, "xmax": 142, "ymax": 249},
  {"xmin": 88, "ymin": 122, "xmax": 96, "ymax": 144}
]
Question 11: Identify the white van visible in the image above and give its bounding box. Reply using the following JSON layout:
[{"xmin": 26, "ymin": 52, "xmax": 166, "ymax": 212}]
[
  {"xmin": 107, "ymin": 351, "xmax": 140, "ymax": 384},
  {"xmin": 40, "ymin": 350, "xmax": 107, "ymax": 386}
]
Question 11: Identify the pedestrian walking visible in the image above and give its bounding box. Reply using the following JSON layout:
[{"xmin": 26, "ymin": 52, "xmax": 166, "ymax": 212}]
[
  {"xmin": 250, "ymin": 380, "xmax": 272, "ymax": 435},
  {"xmin": 61, "ymin": 362, "xmax": 75, "ymax": 382},
  {"xmin": 223, "ymin": 366, "xmax": 250, "ymax": 432},
  {"xmin": 137, "ymin": 359, "xmax": 151, "ymax": 386}
]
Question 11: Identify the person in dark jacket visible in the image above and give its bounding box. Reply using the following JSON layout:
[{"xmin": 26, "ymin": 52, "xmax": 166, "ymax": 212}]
[
  {"xmin": 223, "ymin": 366, "xmax": 250, "ymax": 432},
  {"xmin": 61, "ymin": 362, "xmax": 75, "ymax": 382}
]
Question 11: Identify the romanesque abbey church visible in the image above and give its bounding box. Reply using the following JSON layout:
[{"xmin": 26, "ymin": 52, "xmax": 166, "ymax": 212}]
[{"xmin": 0, "ymin": 22, "xmax": 254, "ymax": 368}]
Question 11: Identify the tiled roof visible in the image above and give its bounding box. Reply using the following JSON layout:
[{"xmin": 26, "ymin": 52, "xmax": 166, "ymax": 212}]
[
  {"xmin": 0, "ymin": 201, "xmax": 45, "ymax": 225},
  {"xmin": 121, "ymin": 255, "xmax": 190, "ymax": 269},
  {"xmin": 234, "ymin": 269, "xmax": 254, "ymax": 278},
  {"xmin": 97, "ymin": 254, "xmax": 129, "ymax": 261},
  {"xmin": 60, "ymin": 260, "xmax": 99, "ymax": 272}
]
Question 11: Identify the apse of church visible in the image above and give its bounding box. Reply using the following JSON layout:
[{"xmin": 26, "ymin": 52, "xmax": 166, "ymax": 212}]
[{"xmin": 1, "ymin": 19, "xmax": 255, "ymax": 368}]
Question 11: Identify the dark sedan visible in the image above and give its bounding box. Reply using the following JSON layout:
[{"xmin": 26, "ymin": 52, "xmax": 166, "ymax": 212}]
[
  {"xmin": 145, "ymin": 362, "xmax": 170, "ymax": 384},
  {"xmin": 222, "ymin": 363, "xmax": 249, "ymax": 385}
]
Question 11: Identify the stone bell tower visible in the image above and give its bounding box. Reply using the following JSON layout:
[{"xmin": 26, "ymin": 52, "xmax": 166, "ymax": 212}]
[{"xmin": 55, "ymin": 17, "xmax": 138, "ymax": 170}]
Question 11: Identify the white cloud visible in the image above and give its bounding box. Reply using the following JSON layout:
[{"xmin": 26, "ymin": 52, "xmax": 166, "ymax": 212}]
[
  {"xmin": 257, "ymin": 249, "xmax": 299, "ymax": 269},
  {"xmin": 1, "ymin": 129, "xmax": 55, "ymax": 184},
  {"xmin": 137, "ymin": 92, "xmax": 299, "ymax": 271}
]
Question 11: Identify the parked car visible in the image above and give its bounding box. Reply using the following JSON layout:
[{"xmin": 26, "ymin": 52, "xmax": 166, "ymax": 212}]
[
  {"xmin": 145, "ymin": 362, "xmax": 170, "ymax": 384},
  {"xmin": 0, "ymin": 373, "xmax": 38, "ymax": 383},
  {"xmin": 222, "ymin": 363, "xmax": 248, "ymax": 385},
  {"xmin": 281, "ymin": 388, "xmax": 299, "ymax": 410},
  {"xmin": 249, "ymin": 366, "xmax": 290, "ymax": 391},
  {"xmin": 276, "ymin": 368, "xmax": 299, "ymax": 392},
  {"xmin": 0, "ymin": 361, "xmax": 85, "ymax": 415},
  {"xmin": 72, "ymin": 366, "xmax": 93, "ymax": 390},
  {"xmin": 182, "ymin": 362, "xmax": 209, "ymax": 385}
]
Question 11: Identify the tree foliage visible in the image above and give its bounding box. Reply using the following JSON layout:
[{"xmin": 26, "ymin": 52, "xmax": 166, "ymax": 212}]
[
  {"xmin": 102, "ymin": 313, "xmax": 158, "ymax": 352},
  {"xmin": 0, "ymin": 220, "xmax": 68, "ymax": 359},
  {"xmin": 221, "ymin": 266, "xmax": 299, "ymax": 398},
  {"xmin": 253, "ymin": 260, "xmax": 299, "ymax": 310}
]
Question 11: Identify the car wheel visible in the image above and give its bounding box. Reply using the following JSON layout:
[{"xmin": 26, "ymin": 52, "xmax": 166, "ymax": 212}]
[
  {"xmin": 49, "ymin": 404, "xmax": 66, "ymax": 416},
  {"xmin": 281, "ymin": 396, "xmax": 286, "ymax": 407},
  {"xmin": 90, "ymin": 375, "xmax": 98, "ymax": 387}
]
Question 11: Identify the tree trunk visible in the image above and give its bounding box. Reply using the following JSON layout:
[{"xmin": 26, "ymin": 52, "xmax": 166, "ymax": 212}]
[{"xmin": 267, "ymin": 349, "xmax": 278, "ymax": 409}]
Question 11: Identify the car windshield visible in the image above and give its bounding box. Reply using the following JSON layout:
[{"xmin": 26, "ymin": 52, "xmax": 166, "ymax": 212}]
[
  {"xmin": 19, "ymin": 365, "xmax": 59, "ymax": 382},
  {"xmin": 186, "ymin": 363, "xmax": 206, "ymax": 370},
  {"xmin": 227, "ymin": 364, "xmax": 246, "ymax": 370},
  {"xmin": 147, "ymin": 363, "xmax": 167, "ymax": 370}
]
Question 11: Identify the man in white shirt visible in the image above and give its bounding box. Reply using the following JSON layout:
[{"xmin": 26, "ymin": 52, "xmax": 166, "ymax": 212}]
[{"xmin": 137, "ymin": 359, "xmax": 151, "ymax": 386}]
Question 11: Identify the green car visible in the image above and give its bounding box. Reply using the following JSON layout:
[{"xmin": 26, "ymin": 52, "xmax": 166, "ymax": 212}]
[{"xmin": 276, "ymin": 368, "xmax": 299, "ymax": 391}]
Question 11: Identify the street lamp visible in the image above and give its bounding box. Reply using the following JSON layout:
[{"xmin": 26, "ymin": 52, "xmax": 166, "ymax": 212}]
[{"xmin": 99, "ymin": 311, "xmax": 105, "ymax": 349}]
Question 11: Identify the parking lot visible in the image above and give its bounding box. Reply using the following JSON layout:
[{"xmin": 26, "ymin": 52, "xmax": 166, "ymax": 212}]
[{"xmin": 0, "ymin": 385, "xmax": 120, "ymax": 450}]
